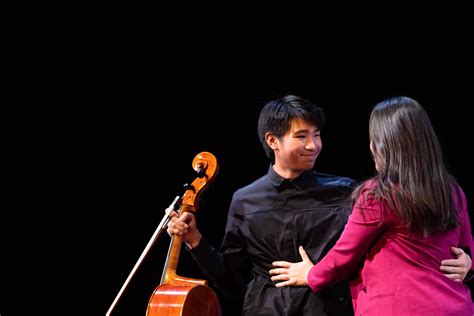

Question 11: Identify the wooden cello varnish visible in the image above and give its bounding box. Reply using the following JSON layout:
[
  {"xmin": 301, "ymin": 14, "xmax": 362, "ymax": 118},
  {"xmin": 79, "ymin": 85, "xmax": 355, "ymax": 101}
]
[{"xmin": 146, "ymin": 152, "xmax": 222, "ymax": 316}]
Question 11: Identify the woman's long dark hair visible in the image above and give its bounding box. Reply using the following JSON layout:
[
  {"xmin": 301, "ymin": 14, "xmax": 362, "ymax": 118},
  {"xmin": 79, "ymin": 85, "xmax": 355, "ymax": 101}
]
[{"xmin": 353, "ymin": 96, "xmax": 461, "ymax": 236}]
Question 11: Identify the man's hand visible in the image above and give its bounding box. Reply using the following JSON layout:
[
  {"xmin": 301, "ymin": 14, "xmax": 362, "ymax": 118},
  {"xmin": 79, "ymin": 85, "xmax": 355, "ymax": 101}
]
[
  {"xmin": 440, "ymin": 247, "xmax": 472, "ymax": 282},
  {"xmin": 166, "ymin": 209, "xmax": 202, "ymax": 249}
]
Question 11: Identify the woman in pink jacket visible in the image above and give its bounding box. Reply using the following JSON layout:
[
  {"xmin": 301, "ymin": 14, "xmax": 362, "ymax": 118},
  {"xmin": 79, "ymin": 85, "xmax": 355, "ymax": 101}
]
[{"xmin": 270, "ymin": 96, "xmax": 473, "ymax": 315}]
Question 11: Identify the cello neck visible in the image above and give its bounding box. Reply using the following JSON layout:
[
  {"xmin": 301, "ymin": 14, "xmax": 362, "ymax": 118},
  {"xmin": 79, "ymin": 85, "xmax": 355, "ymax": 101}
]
[
  {"xmin": 160, "ymin": 228, "xmax": 183, "ymax": 284},
  {"xmin": 160, "ymin": 205, "xmax": 207, "ymax": 286}
]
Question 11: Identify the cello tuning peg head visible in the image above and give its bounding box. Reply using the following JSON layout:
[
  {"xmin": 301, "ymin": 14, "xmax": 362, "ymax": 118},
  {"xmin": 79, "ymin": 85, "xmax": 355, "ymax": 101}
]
[
  {"xmin": 196, "ymin": 167, "xmax": 206, "ymax": 178},
  {"xmin": 183, "ymin": 183, "xmax": 195, "ymax": 191}
]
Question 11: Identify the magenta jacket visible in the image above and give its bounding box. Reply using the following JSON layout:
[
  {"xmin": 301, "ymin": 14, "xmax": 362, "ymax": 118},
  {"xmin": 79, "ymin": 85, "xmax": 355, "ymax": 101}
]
[{"xmin": 307, "ymin": 182, "xmax": 473, "ymax": 315}]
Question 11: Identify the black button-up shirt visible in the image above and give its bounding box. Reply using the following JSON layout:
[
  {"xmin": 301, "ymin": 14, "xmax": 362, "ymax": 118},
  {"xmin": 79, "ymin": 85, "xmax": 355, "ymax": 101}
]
[{"xmin": 190, "ymin": 165, "xmax": 356, "ymax": 315}]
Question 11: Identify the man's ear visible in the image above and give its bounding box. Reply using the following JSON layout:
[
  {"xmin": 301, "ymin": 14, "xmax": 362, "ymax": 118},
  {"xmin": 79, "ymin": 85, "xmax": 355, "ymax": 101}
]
[{"xmin": 265, "ymin": 132, "xmax": 278, "ymax": 150}]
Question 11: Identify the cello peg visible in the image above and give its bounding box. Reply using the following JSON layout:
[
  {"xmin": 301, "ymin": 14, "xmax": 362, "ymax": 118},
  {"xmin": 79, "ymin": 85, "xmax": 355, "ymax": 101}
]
[{"xmin": 183, "ymin": 183, "xmax": 195, "ymax": 191}]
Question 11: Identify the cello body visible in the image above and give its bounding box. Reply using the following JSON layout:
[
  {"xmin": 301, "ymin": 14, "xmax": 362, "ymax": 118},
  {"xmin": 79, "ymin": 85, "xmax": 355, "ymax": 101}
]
[
  {"xmin": 147, "ymin": 284, "xmax": 221, "ymax": 316},
  {"xmin": 146, "ymin": 152, "xmax": 222, "ymax": 316}
]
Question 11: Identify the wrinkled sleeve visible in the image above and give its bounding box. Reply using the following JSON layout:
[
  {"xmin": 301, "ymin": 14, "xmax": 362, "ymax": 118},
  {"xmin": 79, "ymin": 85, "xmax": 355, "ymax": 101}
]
[
  {"xmin": 308, "ymin": 191, "xmax": 387, "ymax": 293},
  {"xmin": 188, "ymin": 195, "xmax": 251, "ymax": 297}
]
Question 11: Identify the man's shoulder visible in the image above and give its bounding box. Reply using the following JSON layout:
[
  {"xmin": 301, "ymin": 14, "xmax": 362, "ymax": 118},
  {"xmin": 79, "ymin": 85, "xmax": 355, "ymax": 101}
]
[
  {"xmin": 232, "ymin": 175, "xmax": 269, "ymax": 198},
  {"xmin": 314, "ymin": 171, "xmax": 357, "ymax": 188}
]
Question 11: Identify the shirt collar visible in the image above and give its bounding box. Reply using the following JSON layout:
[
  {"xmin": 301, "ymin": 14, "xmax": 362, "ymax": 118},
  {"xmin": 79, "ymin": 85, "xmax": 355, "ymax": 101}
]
[{"xmin": 267, "ymin": 164, "xmax": 316, "ymax": 190}]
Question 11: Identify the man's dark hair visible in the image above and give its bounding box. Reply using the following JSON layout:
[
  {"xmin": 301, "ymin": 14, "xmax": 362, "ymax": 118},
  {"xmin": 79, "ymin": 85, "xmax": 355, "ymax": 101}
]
[{"xmin": 257, "ymin": 95, "xmax": 325, "ymax": 160}]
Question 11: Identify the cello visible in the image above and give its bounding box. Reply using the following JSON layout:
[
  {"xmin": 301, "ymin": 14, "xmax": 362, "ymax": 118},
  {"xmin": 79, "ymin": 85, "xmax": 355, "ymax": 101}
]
[{"xmin": 146, "ymin": 151, "xmax": 221, "ymax": 316}]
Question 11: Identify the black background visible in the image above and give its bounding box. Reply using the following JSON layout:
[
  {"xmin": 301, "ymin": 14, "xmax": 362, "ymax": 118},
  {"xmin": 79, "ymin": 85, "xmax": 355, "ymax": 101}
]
[{"xmin": 3, "ymin": 28, "xmax": 473, "ymax": 315}]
